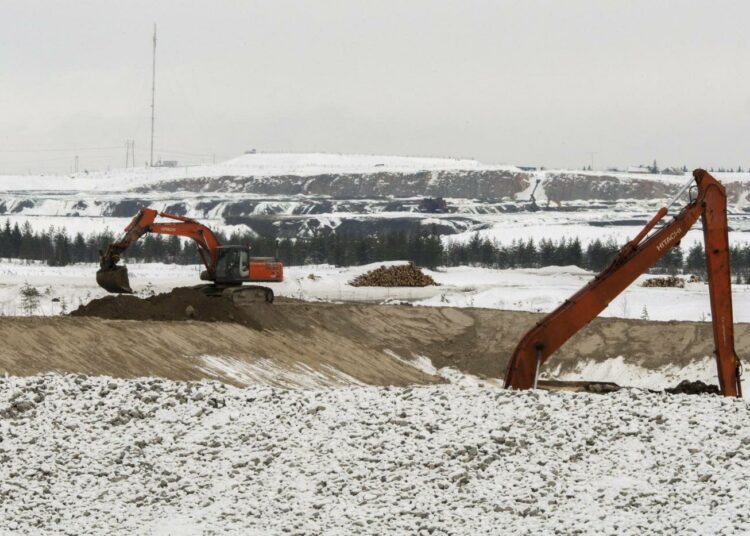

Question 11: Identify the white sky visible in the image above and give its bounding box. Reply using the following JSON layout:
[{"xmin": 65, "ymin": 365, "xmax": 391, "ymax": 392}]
[{"xmin": 2, "ymin": 0, "xmax": 749, "ymax": 173}]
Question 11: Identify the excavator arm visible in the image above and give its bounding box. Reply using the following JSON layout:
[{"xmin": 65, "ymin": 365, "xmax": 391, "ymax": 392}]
[
  {"xmin": 97, "ymin": 208, "xmax": 222, "ymax": 293},
  {"xmin": 504, "ymin": 169, "xmax": 742, "ymax": 397}
]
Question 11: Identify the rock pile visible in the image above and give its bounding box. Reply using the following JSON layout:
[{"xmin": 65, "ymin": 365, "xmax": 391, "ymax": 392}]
[
  {"xmin": 666, "ymin": 379, "xmax": 720, "ymax": 395},
  {"xmin": 350, "ymin": 263, "xmax": 439, "ymax": 287},
  {"xmin": 640, "ymin": 275, "xmax": 685, "ymax": 288}
]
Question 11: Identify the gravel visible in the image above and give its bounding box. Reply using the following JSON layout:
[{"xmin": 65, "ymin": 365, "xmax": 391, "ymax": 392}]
[{"xmin": 1, "ymin": 374, "xmax": 749, "ymax": 535}]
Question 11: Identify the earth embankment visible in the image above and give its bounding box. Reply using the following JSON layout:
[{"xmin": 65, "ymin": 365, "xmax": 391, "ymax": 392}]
[{"xmin": 1, "ymin": 289, "xmax": 746, "ymax": 386}]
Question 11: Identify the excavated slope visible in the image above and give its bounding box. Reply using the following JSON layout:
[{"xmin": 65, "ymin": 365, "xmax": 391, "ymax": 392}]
[{"xmin": 2, "ymin": 290, "xmax": 749, "ymax": 386}]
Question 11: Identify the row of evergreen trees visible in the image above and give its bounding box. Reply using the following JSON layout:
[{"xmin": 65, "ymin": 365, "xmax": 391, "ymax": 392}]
[{"xmin": 1, "ymin": 219, "xmax": 750, "ymax": 280}]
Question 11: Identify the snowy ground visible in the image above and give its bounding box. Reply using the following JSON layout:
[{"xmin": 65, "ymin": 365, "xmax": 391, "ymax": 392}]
[
  {"xmin": 441, "ymin": 210, "xmax": 750, "ymax": 251},
  {"xmin": 1, "ymin": 374, "xmax": 749, "ymax": 535},
  {"xmin": 1, "ymin": 259, "xmax": 747, "ymax": 324}
]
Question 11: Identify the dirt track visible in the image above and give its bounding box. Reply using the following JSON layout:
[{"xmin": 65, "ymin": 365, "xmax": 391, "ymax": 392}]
[{"xmin": 2, "ymin": 291, "xmax": 749, "ymax": 386}]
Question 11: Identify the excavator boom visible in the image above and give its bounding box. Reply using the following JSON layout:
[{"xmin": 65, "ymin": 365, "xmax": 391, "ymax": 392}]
[
  {"xmin": 97, "ymin": 209, "xmax": 223, "ymax": 293},
  {"xmin": 504, "ymin": 169, "xmax": 742, "ymax": 397}
]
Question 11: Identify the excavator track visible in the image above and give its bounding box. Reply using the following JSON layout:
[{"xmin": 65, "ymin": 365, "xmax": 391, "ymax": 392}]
[
  {"xmin": 223, "ymin": 285, "xmax": 274, "ymax": 305},
  {"xmin": 192, "ymin": 284, "xmax": 274, "ymax": 304}
]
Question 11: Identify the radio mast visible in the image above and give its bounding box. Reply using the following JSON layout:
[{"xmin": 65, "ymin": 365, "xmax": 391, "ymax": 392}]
[{"xmin": 149, "ymin": 24, "xmax": 157, "ymax": 167}]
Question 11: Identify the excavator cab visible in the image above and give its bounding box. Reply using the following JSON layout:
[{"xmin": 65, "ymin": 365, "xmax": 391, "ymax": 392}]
[{"xmin": 213, "ymin": 246, "xmax": 250, "ymax": 284}]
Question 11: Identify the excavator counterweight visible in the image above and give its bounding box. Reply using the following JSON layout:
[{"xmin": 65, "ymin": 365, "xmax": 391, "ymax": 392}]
[{"xmin": 504, "ymin": 169, "xmax": 743, "ymax": 397}]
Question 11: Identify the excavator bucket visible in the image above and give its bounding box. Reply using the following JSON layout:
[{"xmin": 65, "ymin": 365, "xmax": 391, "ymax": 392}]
[{"xmin": 96, "ymin": 266, "xmax": 133, "ymax": 294}]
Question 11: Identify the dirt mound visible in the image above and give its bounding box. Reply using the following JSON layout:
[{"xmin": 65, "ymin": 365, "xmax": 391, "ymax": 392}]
[
  {"xmin": 70, "ymin": 287, "xmax": 262, "ymax": 330},
  {"xmin": 665, "ymin": 380, "xmax": 721, "ymax": 395},
  {"xmin": 641, "ymin": 276, "xmax": 685, "ymax": 288},
  {"xmin": 350, "ymin": 263, "xmax": 438, "ymax": 287}
]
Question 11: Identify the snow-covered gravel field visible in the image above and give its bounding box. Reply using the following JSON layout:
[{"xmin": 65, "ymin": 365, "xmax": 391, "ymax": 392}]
[{"xmin": 2, "ymin": 374, "xmax": 750, "ymax": 535}]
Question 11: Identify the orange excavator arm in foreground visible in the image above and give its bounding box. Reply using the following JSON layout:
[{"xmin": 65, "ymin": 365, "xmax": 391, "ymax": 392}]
[{"xmin": 504, "ymin": 169, "xmax": 742, "ymax": 397}]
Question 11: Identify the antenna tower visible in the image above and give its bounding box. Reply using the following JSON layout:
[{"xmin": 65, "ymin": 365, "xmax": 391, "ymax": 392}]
[{"xmin": 150, "ymin": 24, "xmax": 157, "ymax": 167}]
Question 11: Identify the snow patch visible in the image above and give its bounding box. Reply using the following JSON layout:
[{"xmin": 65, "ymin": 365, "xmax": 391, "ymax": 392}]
[
  {"xmin": 198, "ymin": 355, "xmax": 363, "ymax": 388},
  {"xmin": 545, "ymin": 356, "xmax": 718, "ymax": 391}
]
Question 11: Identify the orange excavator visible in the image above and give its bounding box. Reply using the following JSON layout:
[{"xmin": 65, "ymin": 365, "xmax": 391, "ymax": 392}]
[
  {"xmin": 97, "ymin": 208, "xmax": 283, "ymax": 303},
  {"xmin": 504, "ymin": 169, "xmax": 743, "ymax": 397}
]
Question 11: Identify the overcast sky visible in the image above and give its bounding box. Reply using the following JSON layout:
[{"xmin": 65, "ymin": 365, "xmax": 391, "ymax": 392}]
[{"xmin": 1, "ymin": 1, "xmax": 748, "ymax": 173}]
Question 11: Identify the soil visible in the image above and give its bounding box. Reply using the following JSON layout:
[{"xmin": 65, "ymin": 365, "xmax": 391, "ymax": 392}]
[
  {"xmin": 70, "ymin": 287, "xmax": 262, "ymax": 330},
  {"xmin": 2, "ymin": 292, "xmax": 747, "ymax": 389}
]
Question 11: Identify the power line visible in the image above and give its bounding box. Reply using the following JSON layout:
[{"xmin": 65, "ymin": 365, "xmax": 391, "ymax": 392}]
[
  {"xmin": 0, "ymin": 155, "xmax": 79, "ymax": 165},
  {"xmin": 0, "ymin": 145, "xmax": 123, "ymax": 153},
  {"xmin": 135, "ymin": 146, "xmax": 213, "ymax": 157}
]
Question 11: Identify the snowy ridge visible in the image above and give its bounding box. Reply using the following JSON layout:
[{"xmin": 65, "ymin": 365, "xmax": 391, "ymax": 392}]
[
  {"xmin": 0, "ymin": 152, "xmax": 520, "ymax": 193},
  {"xmin": 2, "ymin": 152, "xmax": 750, "ymax": 248}
]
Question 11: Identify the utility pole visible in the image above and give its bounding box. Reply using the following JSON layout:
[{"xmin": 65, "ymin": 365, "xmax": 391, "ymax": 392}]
[
  {"xmin": 131, "ymin": 140, "xmax": 136, "ymax": 168},
  {"xmin": 74, "ymin": 155, "xmax": 79, "ymax": 173},
  {"xmin": 150, "ymin": 23, "xmax": 157, "ymax": 167},
  {"xmin": 125, "ymin": 140, "xmax": 130, "ymax": 168}
]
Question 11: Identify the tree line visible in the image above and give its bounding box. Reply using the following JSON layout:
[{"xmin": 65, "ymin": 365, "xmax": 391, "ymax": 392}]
[{"xmin": 1, "ymin": 219, "xmax": 749, "ymax": 281}]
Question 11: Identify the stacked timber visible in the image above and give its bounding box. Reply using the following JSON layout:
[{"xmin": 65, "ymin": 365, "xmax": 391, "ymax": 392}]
[
  {"xmin": 640, "ymin": 276, "xmax": 685, "ymax": 288},
  {"xmin": 350, "ymin": 263, "xmax": 439, "ymax": 287}
]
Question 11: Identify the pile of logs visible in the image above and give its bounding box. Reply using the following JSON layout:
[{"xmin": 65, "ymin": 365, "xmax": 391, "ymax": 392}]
[
  {"xmin": 640, "ymin": 275, "xmax": 685, "ymax": 288},
  {"xmin": 350, "ymin": 263, "xmax": 439, "ymax": 287}
]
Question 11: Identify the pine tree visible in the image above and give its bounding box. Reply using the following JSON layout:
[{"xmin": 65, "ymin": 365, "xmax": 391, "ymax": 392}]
[
  {"xmin": 18, "ymin": 222, "xmax": 36, "ymax": 260},
  {"xmin": 0, "ymin": 219, "xmax": 11, "ymax": 258},
  {"xmin": 48, "ymin": 231, "xmax": 72, "ymax": 266},
  {"xmin": 422, "ymin": 233, "xmax": 444, "ymax": 269},
  {"xmin": 586, "ymin": 239, "xmax": 609, "ymax": 271},
  {"xmin": 566, "ymin": 237, "xmax": 583, "ymax": 268},
  {"xmin": 685, "ymin": 243, "xmax": 705, "ymax": 276},
  {"xmin": 165, "ymin": 235, "xmax": 181, "ymax": 263},
  {"xmin": 20, "ymin": 282, "xmax": 41, "ymax": 315},
  {"xmin": 9, "ymin": 223, "xmax": 22, "ymax": 257},
  {"xmin": 539, "ymin": 238, "xmax": 555, "ymax": 266},
  {"xmin": 72, "ymin": 233, "xmax": 87, "ymax": 263},
  {"xmin": 655, "ymin": 245, "xmax": 683, "ymax": 275}
]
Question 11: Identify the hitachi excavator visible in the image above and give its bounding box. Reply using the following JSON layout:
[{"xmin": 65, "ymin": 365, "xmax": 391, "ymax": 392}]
[
  {"xmin": 505, "ymin": 169, "xmax": 743, "ymax": 397},
  {"xmin": 97, "ymin": 208, "xmax": 283, "ymax": 303}
]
